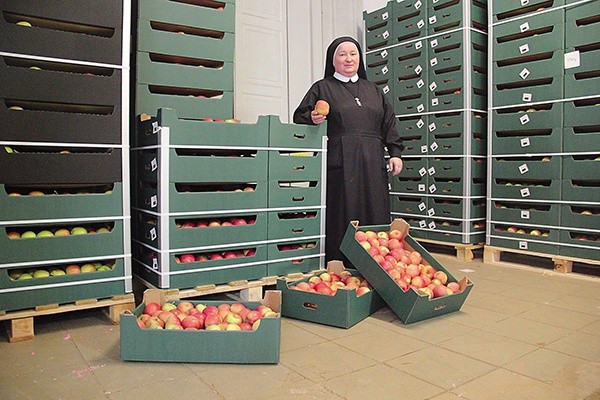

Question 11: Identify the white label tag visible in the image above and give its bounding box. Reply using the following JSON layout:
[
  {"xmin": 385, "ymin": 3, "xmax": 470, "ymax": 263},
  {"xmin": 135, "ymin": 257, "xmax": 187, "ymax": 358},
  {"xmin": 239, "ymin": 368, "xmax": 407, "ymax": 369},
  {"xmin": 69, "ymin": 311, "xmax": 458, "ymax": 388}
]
[
  {"xmin": 421, "ymin": 145, "xmax": 429, "ymax": 153},
  {"xmin": 521, "ymin": 137, "xmax": 531, "ymax": 147},
  {"xmin": 152, "ymin": 258, "xmax": 158, "ymax": 270},
  {"xmin": 430, "ymin": 57, "xmax": 438, "ymax": 67},
  {"xmin": 415, "ymin": 65, "xmax": 423, "ymax": 74},
  {"xmin": 417, "ymin": 19, "xmax": 425, "ymax": 29},
  {"xmin": 382, "ymin": 11, "xmax": 389, "ymax": 20},
  {"xmin": 383, "ymin": 85, "xmax": 390, "ymax": 94},
  {"xmin": 417, "ymin": 104, "xmax": 425, "ymax": 113},
  {"xmin": 419, "ymin": 202, "xmax": 427, "ymax": 211},
  {"xmin": 431, "ymin": 38, "xmax": 438, "ymax": 48},
  {"xmin": 416, "ymin": 118, "xmax": 425, "ymax": 129},
  {"xmin": 152, "ymin": 121, "xmax": 160, "ymax": 134},
  {"xmin": 428, "ymin": 208, "xmax": 436, "ymax": 217},
  {"xmin": 430, "ymin": 142, "xmax": 439, "ymax": 152},
  {"xmin": 419, "ymin": 219, "xmax": 427, "ymax": 228},
  {"xmin": 520, "ymin": 114, "xmax": 530, "ymax": 125},
  {"xmin": 431, "ymin": 98, "xmax": 439, "ymax": 106},
  {"xmin": 429, "ymin": 82, "xmax": 438, "ymax": 91},
  {"xmin": 521, "ymin": 0, "xmax": 530, "ymax": 6},
  {"xmin": 149, "ymin": 227, "xmax": 157, "ymax": 241},
  {"xmin": 521, "ymin": 210, "xmax": 530, "ymax": 220},
  {"xmin": 419, "ymin": 167, "xmax": 428, "ymax": 176},
  {"xmin": 519, "ymin": 241, "xmax": 528, "ymax": 250},
  {"xmin": 429, "ymin": 184, "xmax": 437, "ymax": 193},
  {"xmin": 415, "ymin": 0, "xmax": 422, "ymax": 9},
  {"xmin": 417, "ymin": 79, "xmax": 425, "ymax": 88},
  {"xmin": 429, "ymin": 123, "xmax": 437, "ymax": 132},
  {"xmin": 428, "ymin": 166, "xmax": 436, "ymax": 176},
  {"xmin": 150, "ymin": 195, "xmax": 158, "ymax": 208},
  {"xmin": 519, "ymin": 163, "xmax": 529, "ymax": 174},
  {"xmin": 520, "ymin": 187, "xmax": 531, "ymax": 197},
  {"xmin": 415, "ymin": 40, "xmax": 423, "ymax": 49},
  {"xmin": 418, "ymin": 184, "xmax": 426, "ymax": 192},
  {"xmin": 519, "ymin": 44, "xmax": 530, "ymax": 54},
  {"xmin": 383, "ymin": 30, "xmax": 390, "ymax": 39},
  {"xmin": 520, "ymin": 68, "xmax": 531, "ymax": 80},
  {"xmin": 151, "ymin": 158, "xmax": 158, "ymax": 171},
  {"xmin": 381, "ymin": 49, "xmax": 388, "ymax": 58},
  {"xmin": 522, "ymin": 93, "xmax": 532, "ymax": 102},
  {"xmin": 564, "ymin": 50, "xmax": 581, "ymax": 69},
  {"xmin": 428, "ymin": 221, "xmax": 437, "ymax": 230},
  {"xmin": 520, "ymin": 22, "xmax": 530, "ymax": 33},
  {"xmin": 382, "ymin": 65, "xmax": 389, "ymax": 74},
  {"xmin": 429, "ymin": 16, "xmax": 437, "ymax": 24}
]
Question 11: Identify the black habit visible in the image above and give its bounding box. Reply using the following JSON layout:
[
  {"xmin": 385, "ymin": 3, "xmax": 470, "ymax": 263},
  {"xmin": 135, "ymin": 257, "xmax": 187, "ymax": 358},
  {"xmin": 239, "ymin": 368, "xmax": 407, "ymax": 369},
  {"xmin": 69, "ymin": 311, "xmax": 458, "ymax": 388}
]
[{"xmin": 293, "ymin": 76, "xmax": 404, "ymax": 262}]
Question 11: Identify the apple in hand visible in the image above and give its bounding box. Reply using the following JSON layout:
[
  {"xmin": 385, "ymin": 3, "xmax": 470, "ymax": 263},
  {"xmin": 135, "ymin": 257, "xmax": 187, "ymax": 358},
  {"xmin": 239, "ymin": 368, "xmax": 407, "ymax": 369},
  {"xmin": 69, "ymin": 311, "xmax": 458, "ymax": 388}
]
[{"xmin": 314, "ymin": 100, "xmax": 330, "ymax": 116}]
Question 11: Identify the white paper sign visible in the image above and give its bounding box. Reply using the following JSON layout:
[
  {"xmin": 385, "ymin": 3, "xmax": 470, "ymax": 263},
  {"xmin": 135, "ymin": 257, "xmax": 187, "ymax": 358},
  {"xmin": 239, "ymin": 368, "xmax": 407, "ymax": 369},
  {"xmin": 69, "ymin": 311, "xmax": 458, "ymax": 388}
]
[{"xmin": 564, "ymin": 51, "xmax": 581, "ymax": 70}]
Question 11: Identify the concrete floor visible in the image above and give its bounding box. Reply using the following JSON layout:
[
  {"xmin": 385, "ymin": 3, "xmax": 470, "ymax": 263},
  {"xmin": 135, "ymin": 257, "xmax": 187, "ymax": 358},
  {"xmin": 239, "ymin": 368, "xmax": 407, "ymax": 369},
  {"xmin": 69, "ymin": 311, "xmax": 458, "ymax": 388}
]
[{"xmin": 1, "ymin": 254, "xmax": 599, "ymax": 400}]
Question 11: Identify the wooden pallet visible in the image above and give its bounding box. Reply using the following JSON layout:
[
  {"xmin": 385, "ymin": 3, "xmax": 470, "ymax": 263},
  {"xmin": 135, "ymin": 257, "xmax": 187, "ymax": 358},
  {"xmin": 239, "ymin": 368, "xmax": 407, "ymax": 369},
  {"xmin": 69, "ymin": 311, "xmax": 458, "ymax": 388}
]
[
  {"xmin": 484, "ymin": 245, "xmax": 600, "ymax": 274},
  {"xmin": 137, "ymin": 271, "xmax": 319, "ymax": 302},
  {"xmin": 415, "ymin": 238, "xmax": 484, "ymax": 262},
  {"xmin": 0, "ymin": 293, "xmax": 135, "ymax": 343}
]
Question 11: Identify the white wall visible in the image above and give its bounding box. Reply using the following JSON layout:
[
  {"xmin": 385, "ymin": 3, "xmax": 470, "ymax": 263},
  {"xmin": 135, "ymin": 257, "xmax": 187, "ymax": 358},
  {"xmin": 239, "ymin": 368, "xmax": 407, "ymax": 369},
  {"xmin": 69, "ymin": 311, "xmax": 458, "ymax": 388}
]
[{"xmin": 363, "ymin": 0, "xmax": 388, "ymax": 13}]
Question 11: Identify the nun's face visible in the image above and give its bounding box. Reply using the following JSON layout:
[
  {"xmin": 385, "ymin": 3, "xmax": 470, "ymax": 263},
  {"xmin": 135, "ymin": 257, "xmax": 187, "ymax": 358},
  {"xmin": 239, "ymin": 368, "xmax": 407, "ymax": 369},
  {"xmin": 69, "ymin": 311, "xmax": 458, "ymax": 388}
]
[{"xmin": 333, "ymin": 42, "xmax": 359, "ymax": 77}]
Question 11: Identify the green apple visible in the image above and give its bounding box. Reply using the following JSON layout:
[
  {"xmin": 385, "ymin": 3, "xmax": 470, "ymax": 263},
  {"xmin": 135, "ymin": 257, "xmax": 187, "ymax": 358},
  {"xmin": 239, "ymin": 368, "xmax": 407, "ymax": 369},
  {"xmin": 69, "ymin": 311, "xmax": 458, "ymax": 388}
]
[
  {"xmin": 96, "ymin": 227, "xmax": 110, "ymax": 234},
  {"xmin": 50, "ymin": 269, "xmax": 66, "ymax": 276},
  {"xmin": 21, "ymin": 231, "xmax": 37, "ymax": 239},
  {"xmin": 37, "ymin": 230, "xmax": 54, "ymax": 237},
  {"xmin": 17, "ymin": 273, "xmax": 33, "ymax": 280},
  {"xmin": 16, "ymin": 21, "xmax": 32, "ymax": 27},
  {"xmin": 4, "ymin": 146, "xmax": 14, "ymax": 153},
  {"xmin": 33, "ymin": 270, "xmax": 50, "ymax": 278},
  {"xmin": 71, "ymin": 227, "xmax": 88, "ymax": 235},
  {"xmin": 80, "ymin": 263, "xmax": 97, "ymax": 273},
  {"xmin": 96, "ymin": 265, "xmax": 111, "ymax": 272}
]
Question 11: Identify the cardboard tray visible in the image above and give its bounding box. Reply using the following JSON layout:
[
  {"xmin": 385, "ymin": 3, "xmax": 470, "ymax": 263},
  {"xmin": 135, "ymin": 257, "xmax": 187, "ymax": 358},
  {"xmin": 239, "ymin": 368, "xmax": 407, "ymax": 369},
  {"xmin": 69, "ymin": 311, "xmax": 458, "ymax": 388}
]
[
  {"xmin": 340, "ymin": 219, "xmax": 473, "ymax": 324},
  {"xmin": 120, "ymin": 289, "xmax": 282, "ymax": 364}
]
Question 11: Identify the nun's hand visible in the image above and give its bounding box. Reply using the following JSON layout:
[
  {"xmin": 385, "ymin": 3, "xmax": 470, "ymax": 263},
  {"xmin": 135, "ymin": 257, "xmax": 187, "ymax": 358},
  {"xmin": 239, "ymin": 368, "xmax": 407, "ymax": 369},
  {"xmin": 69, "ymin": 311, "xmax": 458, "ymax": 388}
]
[
  {"xmin": 388, "ymin": 157, "xmax": 403, "ymax": 176},
  {"xmin": 311, "ymin": 110, "xmax": 327, "ymax": 125}
]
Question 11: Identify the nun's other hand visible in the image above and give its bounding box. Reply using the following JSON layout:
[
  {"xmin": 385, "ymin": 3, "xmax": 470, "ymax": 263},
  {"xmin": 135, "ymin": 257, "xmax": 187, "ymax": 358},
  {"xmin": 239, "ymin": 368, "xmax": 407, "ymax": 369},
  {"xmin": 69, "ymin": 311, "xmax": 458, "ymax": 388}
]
[
  {"xmin": 311, "ymin": 111, "xmax": 327, "ymax": 125},
  {"xmin": 388, "ymin": 157, "xmax": 403, "ymax": 176}
]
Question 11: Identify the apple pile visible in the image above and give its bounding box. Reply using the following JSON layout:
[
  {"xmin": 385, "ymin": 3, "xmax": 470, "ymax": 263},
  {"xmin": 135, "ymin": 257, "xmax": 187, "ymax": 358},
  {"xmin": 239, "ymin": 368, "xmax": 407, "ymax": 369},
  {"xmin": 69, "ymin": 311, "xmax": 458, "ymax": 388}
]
[
  {"xmin": 6, "ymin": 185, "xmax": 113, "ymax": 196},
  {"xmin": 137, "ymin": 300, "xmax": 277, "ymax": 331},
  {"xmin": 278, "ymin": 241, "xmax": 317, "ymax": 252},
  {"xmin": 288, "ymin": 270, "xmax": 372, "ymax": 297},
  {"xmin": 354, "ymin": 229, "xmax": 462, "ymax": 299},
  {"xmin": 7, "ymin": 225, "xmax": 112, "ymax": 239},
  {"xmin": 9, "ymin": 261, "xmax": 115, "ymax": 280},
  {"xmin": 497, "ymin": 226, "xmax": 549, "ymax": 237},
  {"xmin": 176, "ymin": 248, "xmax": 257, "ymax": 263},
  {"xmin": 176, "ymin": 216, "xmax": 256, "ymax": 228}
]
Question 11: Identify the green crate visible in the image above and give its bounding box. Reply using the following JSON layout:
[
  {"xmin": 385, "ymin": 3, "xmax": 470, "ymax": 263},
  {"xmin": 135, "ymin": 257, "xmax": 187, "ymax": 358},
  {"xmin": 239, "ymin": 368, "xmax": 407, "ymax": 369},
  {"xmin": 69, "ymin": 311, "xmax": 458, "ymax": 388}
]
[
  {"xmin": 120, "ymin": 289, "xmax": 281, "ymax": 364},
  {"xmin": 560, "ymin": 204, "xmax": 600, "ymax": 230},
  {"xmin": 492, "ymin": 102, "xmax": 563, "ymax": 130},
  {"xmin": 563, "ymin": 126, "xmax": 600, "ymax": 154},
  {"xmin": 364, "ymin": 3, "xmax": 392, "ymax": 30},
  {"xmin": 564, "ymin": 50, "xmax": 600, "ymax": 98},
  {"xmin": 488, "ymin": 235, "xmax": 560, "ymax": 254},
  {"xmin": 390, "ymin": 194, "xmax": 428, "ymax": 215},
  {"xmin": 267, "ymin": 210, "xmax": 322, "ymax": 240},
  {"xmin": 135, "ymin": 84, "xmax": 233, "ymax": 120},
  {"xmin": 400, "ymin": 157, "xmax": 428, "ymax": 179},
  {"xmin": 136, "ymin": 181, "xmax": 268, "ymax": 213},
  {"xmin": 429, "ymin": 36, "xmax": 488, "ymax": 73},
  {"xmin": 136, "ymin": 19, "xmax": 235, "ymax": 62},
  {"xmin": 559, "ymin": 230, "xmax": 600, "ymax": 260},
  {"xmin": 429, "ymin": 67, "xmax": 487, "ymax": 92},
  {"xmin": 134, "ymin": 210, "xmax": 268, "ymax": 250},
  {"xmin": 268, "ymin": 151, "xmax": 323, "ymax": 181},
  {"xmin": 268, "ymin": 116, "xmax": 327, "ymax": 149},
  {"xmin": 492, "ymin": 156, "xmax": 561, "ymax": 180},
  {"xmin": 493, "ymin": 50, "xmax": 564, "ymax": 85},
  {"xmin": 491, "ymin": 127, "xmax": 563, "ymax": 154},
  {"xmin": 428, "ymin": 111, "xmax": 487, "ymax": 156},
  {"xmin": 393, "ymin": 42, "xmax": 428, "ymax": 78},
  {"xmin": 399, "ymin": 133, "xmax": 428, "ymax": 155},
  {"xmin": 491, "ymin": 200, "xmax": 561, "ymax": 226},
  {"xmin": 430, "ymin": 176, "xmax": 486, "ymax": 196},
  {"xmin": 367, "ymin": 65, "xmax": 393, "ymax": 85},
  {"xmin": 392, "ymin": 2, "xmax": 428, "ymax": 44},
  {"xmin": 267, "ymin": 180, "xmax": 322, "ymax": 208},
  {"xmin": 1, "ymin": 220, "xmax": 125, "ymax": 264},
  {"xmin": 395, "ymin": 113, "xmax": 427, "ymax": 138},
  {"xmin": 389, "ymin": 176, "xmax": 428, "ymax": 194},
  {"xmin": 0, "ymin": 258, "xmax": 129, "ymax": 313},
  {"xmin": 492, "ymin": 75, "xmax": 563, "ymax": 107},
  {"xmin": 366, "ymin": 47, "xmax": 393, "ymax": 74},
  {"xmin": 427, "ymin": 229, "xmax": 486, "ymax": 244},
  {"xmin": 430, "ymin": 197, "xmax": 487, "ymax": 219},
  {"xmin": 563, "ymin": 98, "xmax": 600, "ymax": 127},
  {"xmin": 492, "ymin": 0, "xmax": 565, "ymax": 22},
  {"xmin": 134, "ymin": 108, "xmax": 269, "ymax": 148},
  {"xmin": 492, "ymin": 12, "xmax": 564, "ymax": 61},
  {"xmin": 137, "ymin": 148, "xmax": 268, "ymax": 183},
  {"xmin": 137, "ymin": 0, "xmax": 235, "ymax": 34},
  {"xmin": 135, "ymin": 51, "xmax": 234, "ymax": 91},
  {"xmin": 393, "ymin": 91, "xmax": 428, "ymax": 114},
  {"xmin": 565, "ymin": 0, "xmax": 600, "ymax": 48},
  {"xmin": 562, "ymin": 155, "xmax": 600, "ymax": 180},
  {"xmin": 339, "ymin": 219, "xmax": 473, "ymax": 324},
  {"xmin": 429, "ymin": 157, "xmax": 486, "ymax": 179},
  {"xmin": 0, "ymin": 183, "xmax": 123, "ymax": 222},
  {"xmin": 427, "ymin": 0, "xmax": 488, "ymax": 34},
  {"xmin": 277, "ymin": 261, "xmax": 385, "ymax": 328},
  {"xmin": 267, "ymin": 238, "xmax": 321, "ymax": 261},
  {"xmin": 365, "ymin": 24, "xmax": 393, "ymax": 51},
  {"xmin": 431, "ymin": 86, "xmax": 487, "ymax": 112},
  {"xmin": 266, "ymin": 256, "xmax": 321, "ymax": 278},
  {"xmin": 491, "ymin": 179, "xmax": 561, "ymax": 201}
]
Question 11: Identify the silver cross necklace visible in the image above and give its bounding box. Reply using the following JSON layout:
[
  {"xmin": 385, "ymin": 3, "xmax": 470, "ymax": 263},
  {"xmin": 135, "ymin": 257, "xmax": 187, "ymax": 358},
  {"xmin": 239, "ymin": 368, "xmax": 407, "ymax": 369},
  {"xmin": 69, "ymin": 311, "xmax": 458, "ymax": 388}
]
[{"xmin": 342, "ymin": 81, "xmax": 362, "ymax": 107}]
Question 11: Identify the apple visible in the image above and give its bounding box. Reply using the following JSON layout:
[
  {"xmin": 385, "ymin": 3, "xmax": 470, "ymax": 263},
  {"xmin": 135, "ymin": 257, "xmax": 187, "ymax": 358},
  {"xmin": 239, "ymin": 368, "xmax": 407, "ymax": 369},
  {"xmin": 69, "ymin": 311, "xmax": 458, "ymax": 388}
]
[
  {"xmin": 418, "ymin": 287, "xmax": 433, "ymax": 299},
  {"xmin": 181, "ymin": 315, "xmax": 202, "ymax": 329},
  {"xmin": 581, "ymin": 210, "xmax": 593, "ymax": 215},
  {"xmin": 96, "ymin": 265, "xmax": 112, "ymax": 271},
  {"xmin": 433, "ymin": 271, "xmax": 448, "ymax": 285},
  {"xmin": 17, "ymin": 273, "xmax": 34, "ymax": 280},
  {"xmin": 65, "ymin": 265, "xmax": 81, "ymax": 274},
  {"xmin": 516, "ymin": 229, "xmax": 527, "ymax": 234},
  {"xmin": 179, "ymin": 254, "xmax": 195, "ymax": 263},
  {"xmin": 177, "ymin": 301, "xmax": 195, "ymax": 314},
  {"xmin": 204, "ymin": 314, "xmax": 222, "ymax": 327},
  {"xmin": 355, "ymin": 231, "xmax": 368, "ymax": 242},
  {"xmin": 71, "ymin": 227, "xmax": 88, "ymax": 235},
  {"xmin": 507, "ymin": 227, "xmax": 518, "ymax": 233},
  {"xmin": 7, "ymin": 231, "xmax": 21, "ymax": 239},
  {"xmin": 80, "ymin": 264, "xmax": 97, "ymax": 273},
  {"xmin": 33, "ymin": 269, "xmax": 50, "ymax": 278},
  {"xmin": 432, "ymin": 284, "xmax": 449, "ymax": 298},
  {"xmin": 36, "ymin": 230, "xmax": 54, "ymax": 238},
  {"xmin": 447, "ymin": 282, "xmax": 460, "ymax": 293},
  {"xmin": 143, "ymin": 302, "xmax": 161, "ymax": 315},
  {"xmin": 202, "ymin": 305, "xmax": 219, "ymax": 316},
  {"xmin": 50, "ymin": 268, "xmax": 66, "ymax": 276},
  {"xmin": 28, "ymin": 191, "xmax": 44, "ymax": 196},
  {"xmin": 245, "ymin": 310, "xmax": 262, "ymax": 325},
  {"xmin": 161, "ymin": 302, "xmax": 177, "ymax": 312},
  {"xmin": 530, "ymin": 229, "xmax": 542, "ymax": 236},
  {"xmin": 225, "ymin": 312, "xmax": 243, "ymax": 326},
  {"xmin": 54, "ymin": 228, "xmax": 70, "ymax": 236},
  {"xmin": 314, "ymin": 99, "xmax": 330, "ymax": 116},
  {"xmin": 16, "ymin": 21, "xmax": 32, "ymax": 27}
]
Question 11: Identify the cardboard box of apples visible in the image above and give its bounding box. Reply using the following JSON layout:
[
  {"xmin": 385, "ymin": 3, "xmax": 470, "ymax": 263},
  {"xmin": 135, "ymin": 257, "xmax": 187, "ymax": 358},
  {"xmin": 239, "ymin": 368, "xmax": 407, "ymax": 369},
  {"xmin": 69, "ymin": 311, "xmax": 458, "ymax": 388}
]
[
  {"xmin": 120, "ymin": 289, "xmax": 282, "ymax": 364},
  {"xmin": 276, "ymin": 261, "xmax": 385, "ymax": 328},
  {"xmin": 340, "ymin": 219, "xmax": 473, "ymax": 324}
]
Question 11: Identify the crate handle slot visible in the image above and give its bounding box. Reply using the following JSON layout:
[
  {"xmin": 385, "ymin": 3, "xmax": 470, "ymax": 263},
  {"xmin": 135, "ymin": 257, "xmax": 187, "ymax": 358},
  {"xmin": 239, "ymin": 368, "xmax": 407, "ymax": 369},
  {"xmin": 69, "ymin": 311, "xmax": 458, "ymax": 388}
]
[{"xmin": 302, "ymin": 302, "xmax": 318, "ymax": 310}]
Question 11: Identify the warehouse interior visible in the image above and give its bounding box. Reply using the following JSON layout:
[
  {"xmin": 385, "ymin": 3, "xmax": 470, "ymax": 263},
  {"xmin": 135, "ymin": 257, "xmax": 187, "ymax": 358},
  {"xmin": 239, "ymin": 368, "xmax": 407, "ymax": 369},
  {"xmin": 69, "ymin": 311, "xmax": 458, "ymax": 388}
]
[{"xmin": 0, "ymin": 0, "xmax": 599, "ymax": 399}]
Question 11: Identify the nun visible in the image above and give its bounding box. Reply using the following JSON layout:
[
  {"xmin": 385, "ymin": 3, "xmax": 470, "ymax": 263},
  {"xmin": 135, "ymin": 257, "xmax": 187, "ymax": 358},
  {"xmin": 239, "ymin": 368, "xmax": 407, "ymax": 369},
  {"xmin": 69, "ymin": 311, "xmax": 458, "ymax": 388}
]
[{"xmin": 293, "ymin": 36, "xmax": 404, "ymax": 262}]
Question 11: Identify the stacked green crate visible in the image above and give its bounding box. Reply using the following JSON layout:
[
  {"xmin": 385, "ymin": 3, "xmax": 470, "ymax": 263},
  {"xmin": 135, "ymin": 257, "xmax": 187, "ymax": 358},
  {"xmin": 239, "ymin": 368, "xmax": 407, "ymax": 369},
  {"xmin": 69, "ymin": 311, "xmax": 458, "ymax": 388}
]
[
  {"xmin": 488, "ymin": 0, "xmax": 600, "ymax": 261},
  {"xmin": 365, "ymin": 0, "xmax": 488, "ymax": 244},
  {"xmin": 0, "ymin": 0, "xmax": 132, "ymax": 312},
  {"xmin": 133, "ymin": 0, "xmax": 235, "ymax": 120},
  {"xmin": 131, "ymin": 110, "xmax": 326, "ymax": 289}
]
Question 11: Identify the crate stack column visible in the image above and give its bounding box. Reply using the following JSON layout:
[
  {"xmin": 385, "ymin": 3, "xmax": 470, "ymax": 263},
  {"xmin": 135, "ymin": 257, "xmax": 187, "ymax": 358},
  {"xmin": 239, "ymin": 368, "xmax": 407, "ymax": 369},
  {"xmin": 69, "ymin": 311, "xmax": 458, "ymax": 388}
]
[
  {"xmin": 487, "ymin": 0, "xmax": 600, "ymax": 264},
  {"xmin": 364, "ymin": 0, "xmax": 489, "ymax": 246},
  {"xmin": 0, "ymin": 1, "xmax": 132, "ymax": 313}
]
